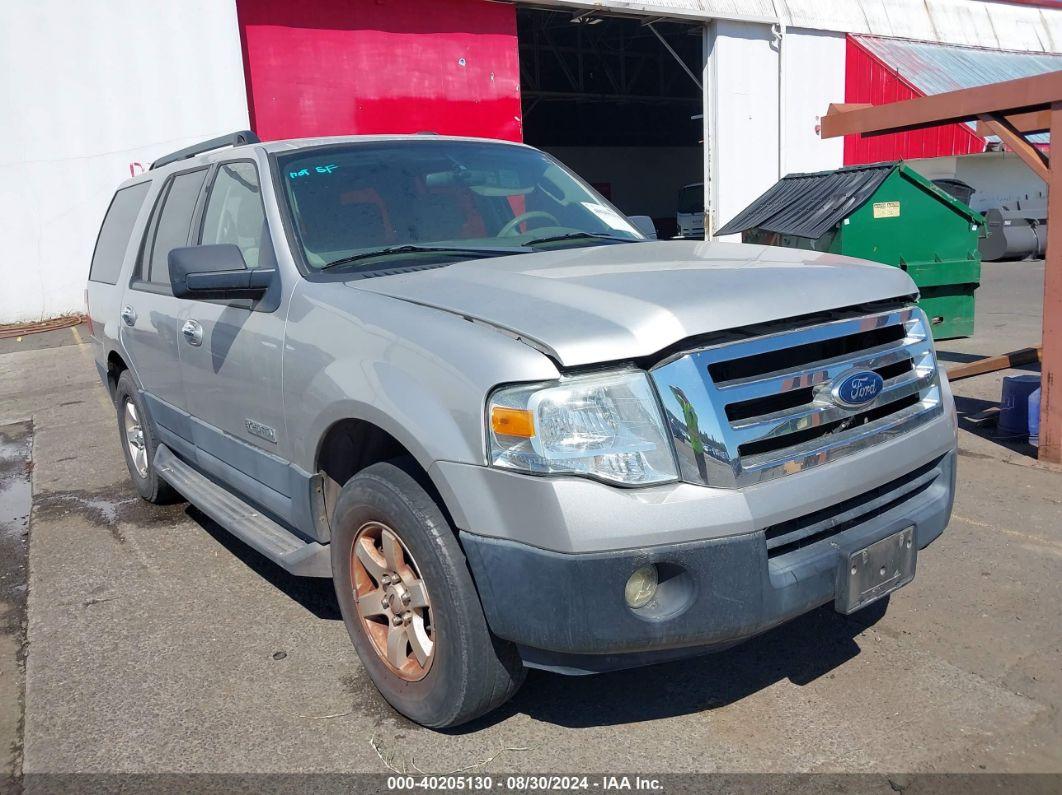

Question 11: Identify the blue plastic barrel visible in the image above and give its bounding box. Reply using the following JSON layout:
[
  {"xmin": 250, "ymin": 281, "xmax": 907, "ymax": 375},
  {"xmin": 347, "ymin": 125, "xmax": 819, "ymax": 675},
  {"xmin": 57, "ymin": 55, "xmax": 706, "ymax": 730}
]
[
  {"xmin": 1028, "ymin": 387, "xmax": 1041, "ymax": 447},
  {"xmin": 999, "ymin": 375, "xmax": 1041, "ymax": 436}
]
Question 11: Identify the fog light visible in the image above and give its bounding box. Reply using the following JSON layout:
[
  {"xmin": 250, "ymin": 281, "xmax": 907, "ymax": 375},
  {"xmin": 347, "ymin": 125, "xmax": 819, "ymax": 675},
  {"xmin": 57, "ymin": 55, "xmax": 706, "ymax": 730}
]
[{"xmin": 624, "ymin": 565, "xmax": 658, "ymax": 608}]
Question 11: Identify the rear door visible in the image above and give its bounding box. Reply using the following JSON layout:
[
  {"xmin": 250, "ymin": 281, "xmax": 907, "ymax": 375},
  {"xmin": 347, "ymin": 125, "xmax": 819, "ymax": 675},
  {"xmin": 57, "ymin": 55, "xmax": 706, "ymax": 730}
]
[
  {"xmin": 86, "ymin": 181, "xmax": 152, "ymax": 372},
  {"xmin": 119, "ymin": 167, "xmax": 209, "ymax": 460},
  {"xmin": 176, "ymin": 159, "xmax": 293, "ymax": 522}
]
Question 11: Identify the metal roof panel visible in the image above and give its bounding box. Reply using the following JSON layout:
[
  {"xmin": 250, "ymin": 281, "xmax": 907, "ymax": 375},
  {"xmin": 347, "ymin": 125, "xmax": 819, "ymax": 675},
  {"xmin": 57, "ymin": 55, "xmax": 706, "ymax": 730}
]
[{"xmin": 853, "ymin": 35, "xmax": 1062, "ymax": 143}]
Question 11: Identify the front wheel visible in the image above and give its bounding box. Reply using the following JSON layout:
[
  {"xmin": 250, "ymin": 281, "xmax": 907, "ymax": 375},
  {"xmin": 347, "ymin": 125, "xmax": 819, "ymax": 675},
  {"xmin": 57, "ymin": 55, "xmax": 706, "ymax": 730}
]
[{"xmin": 330, "ymin": 461, "xmax": 525, "ymax": 728}]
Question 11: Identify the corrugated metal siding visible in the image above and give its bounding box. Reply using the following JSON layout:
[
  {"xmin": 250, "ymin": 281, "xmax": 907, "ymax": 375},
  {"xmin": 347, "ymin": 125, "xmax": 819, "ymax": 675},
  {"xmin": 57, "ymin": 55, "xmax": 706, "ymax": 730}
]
[
  {"xmin": 533, "ymin": 1, "xmax": 1062, "ymax": 52},
  {"xmin": 856, "ymin": 34, "xmax": 1062, "ymax": 97},
  {"xmin": 855, "ymin": 34, "xmax": 1061, "ymax": 145},
  {"xmin": 844, "ymin": 36, "xmax": 985, "ymax": 165},
  {"xmin": 527, "ymin": 1, "xmax": 779, "ymax": 25},
  {"xmin": 238, "ymin": 0, "xmax": 522, "ymax": 142}
]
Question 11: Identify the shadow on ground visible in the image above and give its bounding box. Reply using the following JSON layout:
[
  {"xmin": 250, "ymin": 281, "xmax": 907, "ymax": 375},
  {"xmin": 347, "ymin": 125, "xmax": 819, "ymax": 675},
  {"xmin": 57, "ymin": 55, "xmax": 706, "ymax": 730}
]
[
  {"xmin": 456, "ymin": 598, "xmax": 887, "ymax": 731},
  {"xmin": 953, "ymin": 395, "xmax": 1038, "ymax": 459},
  {"xmin": 186, "ymin": 503, "xmax": 887, "ymax": 731},
  {"xmin": 187, "ymin": 506, "xmax": 341, "ymax": 621}
]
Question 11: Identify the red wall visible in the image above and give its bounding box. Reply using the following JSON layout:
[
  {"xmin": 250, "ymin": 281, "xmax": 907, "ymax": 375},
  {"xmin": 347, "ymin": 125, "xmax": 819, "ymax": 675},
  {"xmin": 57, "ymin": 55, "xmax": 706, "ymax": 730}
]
[
  {"xmin": 843, "ymin": 36, "xmax": 984, "ymax": 165},
  {"xmin": 236, "ymin": 0, "xmax": 522, "ymax": 142}
]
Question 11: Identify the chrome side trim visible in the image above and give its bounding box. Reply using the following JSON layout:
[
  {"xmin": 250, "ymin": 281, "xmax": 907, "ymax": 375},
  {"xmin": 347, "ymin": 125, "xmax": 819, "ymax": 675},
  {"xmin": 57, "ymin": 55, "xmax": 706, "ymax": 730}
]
[{"xmin": 651, "ymin": 306, "xmax": 942, "ymax": 488}]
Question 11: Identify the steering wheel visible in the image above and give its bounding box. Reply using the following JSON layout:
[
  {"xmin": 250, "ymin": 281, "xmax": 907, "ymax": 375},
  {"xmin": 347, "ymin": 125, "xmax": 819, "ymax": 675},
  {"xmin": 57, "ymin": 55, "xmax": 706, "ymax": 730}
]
[{"xmin": 498, "ymin": 210, "xmax": 560, "ymax": 237}]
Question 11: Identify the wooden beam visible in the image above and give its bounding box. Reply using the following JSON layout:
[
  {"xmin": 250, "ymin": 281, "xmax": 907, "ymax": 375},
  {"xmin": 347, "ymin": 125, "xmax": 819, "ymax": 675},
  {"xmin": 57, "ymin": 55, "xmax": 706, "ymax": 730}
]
[
  {"xmin": 820, "ymin": 70, "xmax": 1062, "ymax": 139},
  {"xmin": 1039, "ymin": 101, "xmax": 1062, "ymax": 463},
  {"xmin": 979, "ymin": 114, "xmax": 1051, "ymax": 182},
  {"xmin": 946, "ymin": 347, "xmax": 1041, "ymax": 382},
  {"xmin": 975, "ymin": 108, "xmax": 1051, "ymax": 136},
  {"xmin": 826, "ymin": 102, "xmax": 872, "ymax": 115}
]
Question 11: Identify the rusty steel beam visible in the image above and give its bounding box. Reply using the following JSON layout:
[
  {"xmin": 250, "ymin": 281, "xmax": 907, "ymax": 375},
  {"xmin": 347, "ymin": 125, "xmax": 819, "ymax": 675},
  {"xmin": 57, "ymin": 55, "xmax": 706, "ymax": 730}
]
[
  {"xmin": 975, "ymin": 108, "xmax": 1052, "ymax": 136},
  {"xmin": 1039, "ymin": 101, "xmax": 1062, "ymax": 463},
  {"xmin": 820, "ymin": 71, "xmax": 1062, "ymax": 139},
  {"xmin": 979, "ymin": 114, "xmax": 1051, "ymax": 181}
]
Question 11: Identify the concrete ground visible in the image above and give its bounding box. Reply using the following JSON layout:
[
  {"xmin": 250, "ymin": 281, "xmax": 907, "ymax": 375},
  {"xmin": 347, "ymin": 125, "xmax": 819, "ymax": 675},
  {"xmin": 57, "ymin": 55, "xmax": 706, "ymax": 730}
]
[{"xmin": 0, "ymin": 261, "xmax": 1059, "ymax": 787}]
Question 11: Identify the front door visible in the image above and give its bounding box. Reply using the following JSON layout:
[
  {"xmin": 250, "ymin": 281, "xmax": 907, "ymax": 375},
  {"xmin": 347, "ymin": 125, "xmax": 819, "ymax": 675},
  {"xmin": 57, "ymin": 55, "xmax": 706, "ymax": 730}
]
[
  {"xmin": 119, "ymin": 167, "xmax": 209, "ymax": 461},
  {"xmin": 175, "ymin": 160, "xmax": 292, "ymax": 522}
]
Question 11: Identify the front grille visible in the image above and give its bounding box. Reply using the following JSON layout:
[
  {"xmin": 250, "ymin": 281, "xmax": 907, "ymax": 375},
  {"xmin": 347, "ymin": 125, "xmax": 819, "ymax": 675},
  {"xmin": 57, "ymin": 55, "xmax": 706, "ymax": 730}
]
[
  {"xmin": 764, "ymin": 455, "xmax": 944, "ymax": 558},
  {"xmin": 651, "ymin": 305, "xmax": 944, "ymax": 487},
  {"xmin": 737, "ymin": 393, "xmax": 921, "ymax": 459},
  {"xmin": 707, "ymin": 323, "xmax": 906, "ymax": 383}
]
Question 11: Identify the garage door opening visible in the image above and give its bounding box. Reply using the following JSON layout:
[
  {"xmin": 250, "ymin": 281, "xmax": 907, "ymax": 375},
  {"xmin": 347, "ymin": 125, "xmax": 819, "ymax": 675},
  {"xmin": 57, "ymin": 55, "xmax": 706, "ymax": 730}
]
[{"xmin": 517, "ymin": 7, "xmax": 705, "ymax": 239}]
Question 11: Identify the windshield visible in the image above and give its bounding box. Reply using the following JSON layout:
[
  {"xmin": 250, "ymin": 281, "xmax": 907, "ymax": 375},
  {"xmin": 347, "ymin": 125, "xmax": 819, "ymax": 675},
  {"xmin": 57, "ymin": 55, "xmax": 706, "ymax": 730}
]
[
  {"xmin": 276, "ymin": 141, "xmax": 643, "ymax": 271},
  {"xmin": 677, "ymin": 184, "xmax": 703, "ymax": 215}
]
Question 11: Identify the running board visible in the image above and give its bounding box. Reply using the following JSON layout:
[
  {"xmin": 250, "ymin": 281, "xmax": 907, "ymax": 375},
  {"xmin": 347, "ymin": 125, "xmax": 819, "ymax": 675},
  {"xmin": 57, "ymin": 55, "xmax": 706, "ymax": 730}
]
[{"xmin": 154, "ymin": 444, "xmax": 332, "ymax": 578}]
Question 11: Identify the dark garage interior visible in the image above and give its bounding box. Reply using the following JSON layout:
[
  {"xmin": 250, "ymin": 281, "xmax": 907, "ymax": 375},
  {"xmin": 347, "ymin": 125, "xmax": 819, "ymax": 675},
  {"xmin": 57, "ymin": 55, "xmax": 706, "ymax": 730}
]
[{"xmin": 517, "ymin": 7, "xmax": 704, "ymax": 238}]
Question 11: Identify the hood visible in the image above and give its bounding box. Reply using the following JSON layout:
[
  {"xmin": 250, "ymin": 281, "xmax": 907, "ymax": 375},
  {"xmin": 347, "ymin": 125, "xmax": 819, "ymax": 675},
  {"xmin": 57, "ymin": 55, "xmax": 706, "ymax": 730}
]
[{"xmin": 350, "ymin": 240, "xmax": 917, "ymax": 367}]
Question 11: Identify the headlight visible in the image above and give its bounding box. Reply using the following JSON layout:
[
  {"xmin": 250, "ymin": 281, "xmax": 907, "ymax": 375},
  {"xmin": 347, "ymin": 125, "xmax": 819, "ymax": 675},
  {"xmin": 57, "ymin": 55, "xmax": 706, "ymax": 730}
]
[{"xmin": 487, "ymin": 370, "xmax": 678, "ymax": 485}]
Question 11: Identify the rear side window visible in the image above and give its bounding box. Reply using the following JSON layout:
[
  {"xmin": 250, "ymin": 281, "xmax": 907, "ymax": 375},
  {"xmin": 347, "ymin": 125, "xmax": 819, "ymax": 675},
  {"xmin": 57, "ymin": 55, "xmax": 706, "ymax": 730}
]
[
  {"xmin": 140, "ymin": 169, "xmax": 208, "ymax": 285},
  {"xmin": 89, "ymin": 183, "xmax": 150, "ymax": 284}
]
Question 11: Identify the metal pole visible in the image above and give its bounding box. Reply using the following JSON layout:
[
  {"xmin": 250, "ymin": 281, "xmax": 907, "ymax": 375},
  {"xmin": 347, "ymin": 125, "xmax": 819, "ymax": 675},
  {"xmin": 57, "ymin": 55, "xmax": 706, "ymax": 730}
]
[
  {"xmin": 1039, "ymin": 100, "xmax": 1062, "ymax": 463},
  {"xmin": 647, "ymin": 23, "xmax": 702, "ymax": 92}
]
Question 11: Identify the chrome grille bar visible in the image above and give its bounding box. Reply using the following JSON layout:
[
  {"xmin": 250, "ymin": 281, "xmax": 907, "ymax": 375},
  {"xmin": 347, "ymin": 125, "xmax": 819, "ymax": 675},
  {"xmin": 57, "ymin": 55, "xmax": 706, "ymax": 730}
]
[
  {"xmin": 697, "ymin": 306, "xmax": 922, "ymax": 365},
  {"xmin": 739, "ymin": 393, "xmax": 940, "ymax": 475},
  {"xmin": 714, "ymin": 338, "xmax": 929, "ymax": 401},
  {"xmin": 651, "ymin": 305, "xmax": 943, "ymax": 488},
  {"xmin": 728, "ymin": 370, "xmax": 934, "ymax": 444}
]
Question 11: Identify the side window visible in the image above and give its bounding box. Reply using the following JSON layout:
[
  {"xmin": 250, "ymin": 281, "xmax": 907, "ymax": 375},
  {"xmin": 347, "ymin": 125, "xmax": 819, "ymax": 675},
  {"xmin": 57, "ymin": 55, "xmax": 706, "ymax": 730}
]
[
  {"xmin": 142, "ymin": 169, "xmax": 208, "ymax": 285},
  {"xmin": 201, "ymin": 162, "xmax": 268, "ymax": 268},
  {"xmin": 89, "ymin": 182, "xmax": 150, "ymax": 284}
]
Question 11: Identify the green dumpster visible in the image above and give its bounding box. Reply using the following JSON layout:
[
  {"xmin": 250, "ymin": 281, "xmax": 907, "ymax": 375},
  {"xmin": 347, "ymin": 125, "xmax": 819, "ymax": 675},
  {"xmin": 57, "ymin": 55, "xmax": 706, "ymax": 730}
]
[{"xmin": 716, "ymin": 162, "xmax": 986, "ymax": 339}]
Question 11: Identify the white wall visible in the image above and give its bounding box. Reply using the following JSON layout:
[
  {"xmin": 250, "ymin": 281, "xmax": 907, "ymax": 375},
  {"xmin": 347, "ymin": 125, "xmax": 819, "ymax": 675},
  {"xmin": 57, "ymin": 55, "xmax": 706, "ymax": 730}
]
[
  {"xmin": 907, "ymin": 152, "xmax": 1048, "ymax": 213},
  {"xmin": 545, "ymin": 147, "xmax": 703, "ymax": 220},
  {"xmin": 706, "ymin": 22, "xmax": 845, "ymax": 240},
  {"xmin": 707, "ymin": 20, "xmax": 778, "ymax": 239},
  {"xmin": 0, "ymin": 1, "xmax": 250, "ymax": 325},
  {"xmin": 782, "ymin": 28, "xmax": 846, "ymax": 176}
]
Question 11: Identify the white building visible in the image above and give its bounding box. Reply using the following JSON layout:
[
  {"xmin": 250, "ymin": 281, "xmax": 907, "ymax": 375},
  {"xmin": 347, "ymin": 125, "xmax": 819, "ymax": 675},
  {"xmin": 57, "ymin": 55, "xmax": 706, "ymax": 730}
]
[{"xmin": 2, "ymin": 0, "xmax": 1059, "ymax": 324}]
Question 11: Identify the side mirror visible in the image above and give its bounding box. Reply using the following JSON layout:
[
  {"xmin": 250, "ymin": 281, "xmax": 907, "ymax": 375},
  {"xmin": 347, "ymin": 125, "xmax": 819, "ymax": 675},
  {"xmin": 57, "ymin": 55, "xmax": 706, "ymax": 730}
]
[
  {"xmin": 628, "ymin": 215, "xmax": 658, "ymax": 240},
  {"xmin": 168, "ymin": 245, "xmax": 275, "ymax": 301}
]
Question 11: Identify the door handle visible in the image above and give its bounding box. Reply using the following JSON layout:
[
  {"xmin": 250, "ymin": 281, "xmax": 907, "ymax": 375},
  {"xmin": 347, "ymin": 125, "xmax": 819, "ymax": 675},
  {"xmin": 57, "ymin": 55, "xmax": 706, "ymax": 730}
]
[
  {"xmin": 181, "ymin": 320, "xmax": 203, "ymax": 347},
  {"xmin": 120, "ymin": 305, "xmax": 137, "ymax": 327}
]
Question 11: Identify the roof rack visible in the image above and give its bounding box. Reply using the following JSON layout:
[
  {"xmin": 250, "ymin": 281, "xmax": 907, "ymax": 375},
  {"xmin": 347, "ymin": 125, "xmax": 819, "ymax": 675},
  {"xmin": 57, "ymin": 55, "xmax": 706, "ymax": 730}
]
[{"xmin": 150, "ymin": 130, "xmax": 261, "ymax": 170}]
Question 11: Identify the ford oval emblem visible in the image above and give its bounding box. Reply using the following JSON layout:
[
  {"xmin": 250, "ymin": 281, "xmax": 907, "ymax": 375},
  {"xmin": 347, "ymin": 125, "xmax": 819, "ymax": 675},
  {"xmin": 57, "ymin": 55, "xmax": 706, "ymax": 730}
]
[{"xmin": 831, "ymin": 371, "xmax": 884, "ymax": 408}]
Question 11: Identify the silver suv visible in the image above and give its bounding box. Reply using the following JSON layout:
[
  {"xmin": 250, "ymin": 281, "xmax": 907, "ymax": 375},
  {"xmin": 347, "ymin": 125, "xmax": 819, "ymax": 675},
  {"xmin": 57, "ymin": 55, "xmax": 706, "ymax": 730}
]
[{"xmin": 86, "ymin": 132, "xmax": 957, "ymax": 728}]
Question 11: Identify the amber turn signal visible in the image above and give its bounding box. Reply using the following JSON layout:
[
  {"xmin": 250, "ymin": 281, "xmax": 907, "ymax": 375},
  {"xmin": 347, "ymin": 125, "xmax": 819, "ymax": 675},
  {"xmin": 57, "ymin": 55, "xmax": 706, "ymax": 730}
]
[{"xmin": 491, "ymin": 406, "xmax": 535, "ymax": 438}]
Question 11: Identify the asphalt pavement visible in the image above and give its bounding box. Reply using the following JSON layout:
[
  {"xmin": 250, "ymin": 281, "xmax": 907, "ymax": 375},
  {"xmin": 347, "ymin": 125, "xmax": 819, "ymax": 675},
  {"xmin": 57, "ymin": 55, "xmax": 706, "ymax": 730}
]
[{"xmin": 0, "ymin": 260, "xmax": 1059, "ymax": 789}]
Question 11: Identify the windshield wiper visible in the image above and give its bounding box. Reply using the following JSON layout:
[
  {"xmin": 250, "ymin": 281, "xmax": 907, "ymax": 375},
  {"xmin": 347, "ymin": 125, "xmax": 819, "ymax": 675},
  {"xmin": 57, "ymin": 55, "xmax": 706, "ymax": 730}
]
[
  {"xmin": 523, "ymin": 231, "xmax": 638, "ymax": 248},
  {"xmin": 320, "ymin": 244, "xmax": 529, "ymax": 272}
]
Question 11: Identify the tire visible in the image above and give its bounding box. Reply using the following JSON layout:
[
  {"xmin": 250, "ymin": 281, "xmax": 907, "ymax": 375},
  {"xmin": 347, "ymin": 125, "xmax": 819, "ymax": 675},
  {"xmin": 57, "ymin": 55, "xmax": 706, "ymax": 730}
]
[
  {"xmin": 115, "ymin": 370, "xmax": 178, "ymax": 504},
  {"xmin": 330, "ymin": 460, "xmax": 525, "ymax": 728}
]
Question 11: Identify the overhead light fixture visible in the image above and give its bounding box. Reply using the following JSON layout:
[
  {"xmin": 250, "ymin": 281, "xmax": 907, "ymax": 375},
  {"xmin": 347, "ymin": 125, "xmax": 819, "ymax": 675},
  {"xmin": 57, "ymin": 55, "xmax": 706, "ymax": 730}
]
[{"xmin": 570, "ymin": 12, "xmax": 602, "ymax": 24}]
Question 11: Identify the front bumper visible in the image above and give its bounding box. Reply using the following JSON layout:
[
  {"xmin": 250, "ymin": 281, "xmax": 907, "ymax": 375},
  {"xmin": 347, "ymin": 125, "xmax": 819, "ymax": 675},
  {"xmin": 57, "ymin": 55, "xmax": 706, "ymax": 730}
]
[{"xmin": 459, "ymin": 449, "xmax": 955, "ymax": 674}]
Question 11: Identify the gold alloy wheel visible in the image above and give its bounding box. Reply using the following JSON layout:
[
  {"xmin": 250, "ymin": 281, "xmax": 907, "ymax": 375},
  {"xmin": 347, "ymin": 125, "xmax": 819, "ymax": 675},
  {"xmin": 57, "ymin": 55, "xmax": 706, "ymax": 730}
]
[{"xmin": 350, "ymin": 521, "xmax": 434, "ymax": 681}]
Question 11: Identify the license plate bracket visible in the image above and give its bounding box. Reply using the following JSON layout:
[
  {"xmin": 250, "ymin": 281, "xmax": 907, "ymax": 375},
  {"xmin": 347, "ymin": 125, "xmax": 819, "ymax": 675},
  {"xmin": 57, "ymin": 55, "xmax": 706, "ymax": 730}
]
[{"xmin": 835, "ymin": 527, "xmax": 916, "ymax": 614}]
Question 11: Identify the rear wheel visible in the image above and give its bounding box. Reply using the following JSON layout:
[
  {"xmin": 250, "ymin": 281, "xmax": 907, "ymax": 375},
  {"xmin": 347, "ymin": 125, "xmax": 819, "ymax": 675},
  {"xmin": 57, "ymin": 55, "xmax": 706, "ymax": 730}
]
[
  {"xmin": 115, "ymin": 371, "xmax": 178, "ymax": 504},
  {"xmin": 331, "ymin": 461, "xmax": 525, "ymax": 728}
]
